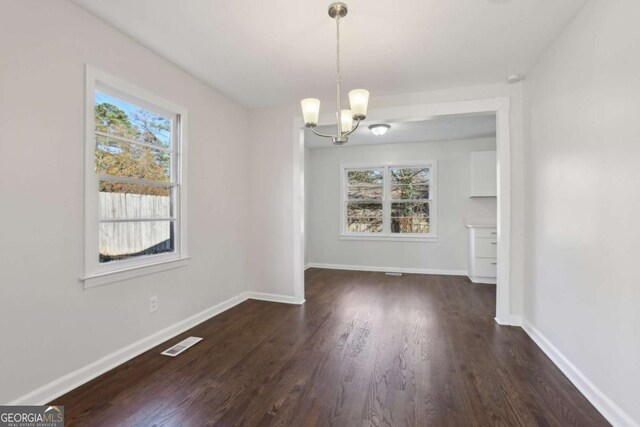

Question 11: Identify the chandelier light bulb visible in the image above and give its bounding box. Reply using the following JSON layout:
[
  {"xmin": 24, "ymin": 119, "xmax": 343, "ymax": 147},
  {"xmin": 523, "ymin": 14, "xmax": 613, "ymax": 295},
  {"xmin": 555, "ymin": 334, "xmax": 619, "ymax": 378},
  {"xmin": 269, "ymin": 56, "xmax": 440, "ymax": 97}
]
[
  {"xmin": 340, "ymin": 110, "xmax": 353, "ymax": 133},
  {"xmin": 349, "ymin": 89, "xmax": 369, "ymax": 120},
  {"xmin": 301, "ymin": 98, "xmax": 320, "ymax": 127}
]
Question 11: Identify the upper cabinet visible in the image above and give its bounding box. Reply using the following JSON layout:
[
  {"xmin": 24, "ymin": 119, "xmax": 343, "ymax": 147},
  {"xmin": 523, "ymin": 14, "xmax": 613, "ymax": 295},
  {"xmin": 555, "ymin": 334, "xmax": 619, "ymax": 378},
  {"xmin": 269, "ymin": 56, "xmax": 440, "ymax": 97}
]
[{"xmin": 470, "ymin": 151, "xmax": 497, "ymax": 197}]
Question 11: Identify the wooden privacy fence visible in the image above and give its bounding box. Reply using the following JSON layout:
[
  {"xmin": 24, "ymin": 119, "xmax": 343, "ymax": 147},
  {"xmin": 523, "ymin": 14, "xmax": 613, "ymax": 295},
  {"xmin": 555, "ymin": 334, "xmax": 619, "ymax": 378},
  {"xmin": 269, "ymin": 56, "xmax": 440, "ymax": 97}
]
[{"xmin": 99, "ymin": 192, "xmax": 172, "ymax": 258}]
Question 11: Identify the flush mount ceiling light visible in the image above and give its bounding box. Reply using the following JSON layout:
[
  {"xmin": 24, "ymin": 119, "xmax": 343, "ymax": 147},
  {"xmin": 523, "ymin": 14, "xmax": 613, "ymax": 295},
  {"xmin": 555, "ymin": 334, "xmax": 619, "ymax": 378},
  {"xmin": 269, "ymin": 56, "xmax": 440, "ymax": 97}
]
[
  {"xmin": 506, "ymin": 73, "xmax": 526, "ymax": 83},
  {"xmin": 369, "ymin": 124, "xmax": 390, "ymax": 136},
  {"xmin": 300, "ymin": 3, "xmax": 369, "ymax": 145}
]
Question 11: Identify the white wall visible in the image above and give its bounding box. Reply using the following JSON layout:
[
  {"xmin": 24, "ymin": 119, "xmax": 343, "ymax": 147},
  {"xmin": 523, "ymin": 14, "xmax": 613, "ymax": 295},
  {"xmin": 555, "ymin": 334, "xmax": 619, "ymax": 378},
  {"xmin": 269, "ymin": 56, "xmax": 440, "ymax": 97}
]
[
  {"xmin": 306, "ymin": 139, "xmax": 496, "ymax": 272},
  {"xmin": 523, "ymin": 0, "xmax": 640, "ymax": 424},
  {"xmin": 0, "ymin": 0, "xmax": 249, "ymax": 403},
  {"xmin": 248, "ymin": 82, "xmax": 525, "ymax": 314}
]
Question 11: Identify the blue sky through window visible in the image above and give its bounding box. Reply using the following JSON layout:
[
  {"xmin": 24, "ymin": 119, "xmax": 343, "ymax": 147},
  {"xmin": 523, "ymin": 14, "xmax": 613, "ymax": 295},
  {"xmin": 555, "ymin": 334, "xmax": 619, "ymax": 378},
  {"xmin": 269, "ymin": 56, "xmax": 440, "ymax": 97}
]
[{"xmin": 95, "ymin": 90, "xmax": 171, "ymax": 148}]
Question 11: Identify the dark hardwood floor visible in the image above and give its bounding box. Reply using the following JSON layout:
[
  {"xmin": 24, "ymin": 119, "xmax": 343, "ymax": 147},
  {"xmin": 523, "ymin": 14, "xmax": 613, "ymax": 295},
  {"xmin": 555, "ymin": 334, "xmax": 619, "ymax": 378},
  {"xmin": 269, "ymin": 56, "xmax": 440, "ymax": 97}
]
[{"xmin": 52, "ymin": 269, "xmax": 609, "ymax": 426}]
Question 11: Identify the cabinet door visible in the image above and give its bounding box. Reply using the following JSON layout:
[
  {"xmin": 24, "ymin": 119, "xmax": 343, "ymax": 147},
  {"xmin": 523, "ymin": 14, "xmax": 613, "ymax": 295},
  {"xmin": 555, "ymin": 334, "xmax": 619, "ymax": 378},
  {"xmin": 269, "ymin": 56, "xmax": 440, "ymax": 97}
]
[
  {"xmin": 474, "ymin": 258, "xmax": 497, "ymax": 277},
  {"xmin": 475, "ymin": 238, "xmax": 497, "ymax": 258},
  {"xmin": 470, "ymin": 151, "xmax": 497, "ymax": 197},
  {"xmin": 474, "ymin": 227, "xmax": 498, "ymax": 238}
]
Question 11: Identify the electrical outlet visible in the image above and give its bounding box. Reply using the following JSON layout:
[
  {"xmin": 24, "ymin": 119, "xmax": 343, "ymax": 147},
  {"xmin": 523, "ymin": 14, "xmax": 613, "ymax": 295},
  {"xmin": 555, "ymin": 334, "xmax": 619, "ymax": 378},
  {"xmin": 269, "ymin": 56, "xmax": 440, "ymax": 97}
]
[{"xmin": 149, "ymin": 296, "xmax": 158, "ymax": 313}]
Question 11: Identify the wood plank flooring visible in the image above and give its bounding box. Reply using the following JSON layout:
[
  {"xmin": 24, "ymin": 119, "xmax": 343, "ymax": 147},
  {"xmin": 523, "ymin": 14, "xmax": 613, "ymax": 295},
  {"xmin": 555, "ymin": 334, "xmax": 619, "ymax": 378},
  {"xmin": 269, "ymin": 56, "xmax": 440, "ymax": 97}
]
[{"xmin": 52, "ymin": 269, "xmax": 609, "ymax": 426}]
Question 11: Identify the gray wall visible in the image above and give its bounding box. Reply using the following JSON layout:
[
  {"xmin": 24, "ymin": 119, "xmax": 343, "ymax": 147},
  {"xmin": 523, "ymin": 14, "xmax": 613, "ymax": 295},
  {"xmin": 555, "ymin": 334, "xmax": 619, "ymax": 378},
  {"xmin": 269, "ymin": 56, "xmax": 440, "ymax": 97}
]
[{"xmin": 306, "ymin": 139, "xmax": 497, "ymax": 272}]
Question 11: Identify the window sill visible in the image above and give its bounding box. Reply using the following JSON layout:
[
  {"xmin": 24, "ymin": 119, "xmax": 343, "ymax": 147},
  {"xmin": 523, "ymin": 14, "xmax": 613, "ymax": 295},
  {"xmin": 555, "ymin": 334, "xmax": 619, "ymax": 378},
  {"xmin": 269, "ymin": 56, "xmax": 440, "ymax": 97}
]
[
  {"xmin": 340, "ymin": 234, "xmax": 438, "ymax": 243},
  {"xmin": 81, "ymin": 256, "xmax": 191, "ymax": 289}
]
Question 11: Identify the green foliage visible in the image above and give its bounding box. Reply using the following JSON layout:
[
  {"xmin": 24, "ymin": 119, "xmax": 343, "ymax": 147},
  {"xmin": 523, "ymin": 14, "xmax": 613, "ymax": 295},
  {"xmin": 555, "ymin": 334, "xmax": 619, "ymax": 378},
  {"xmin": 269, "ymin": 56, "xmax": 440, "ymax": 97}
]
[
  {"xmin": 95, "ymin": 102, "xmax": 171, "ymax": 196},
  {"xmin": 95, "ymin": 103, "xmax": 136, "ymax": 137}
]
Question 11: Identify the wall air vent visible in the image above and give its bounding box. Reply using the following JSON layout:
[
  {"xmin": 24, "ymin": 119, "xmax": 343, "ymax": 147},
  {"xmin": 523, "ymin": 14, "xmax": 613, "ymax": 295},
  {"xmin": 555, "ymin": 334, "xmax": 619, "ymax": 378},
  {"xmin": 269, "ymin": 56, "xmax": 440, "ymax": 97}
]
[{"xmin": 161, "ymin": 337, "xmax": 203, "ymax": 357}]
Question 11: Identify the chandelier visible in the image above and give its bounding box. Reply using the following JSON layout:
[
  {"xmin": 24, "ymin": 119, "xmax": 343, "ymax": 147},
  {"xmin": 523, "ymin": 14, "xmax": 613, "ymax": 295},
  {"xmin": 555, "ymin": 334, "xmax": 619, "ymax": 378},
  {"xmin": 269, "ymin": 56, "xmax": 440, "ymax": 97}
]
[{"xmin": 300, "ymin": 2, "xmax": 369, "ymax": 145}]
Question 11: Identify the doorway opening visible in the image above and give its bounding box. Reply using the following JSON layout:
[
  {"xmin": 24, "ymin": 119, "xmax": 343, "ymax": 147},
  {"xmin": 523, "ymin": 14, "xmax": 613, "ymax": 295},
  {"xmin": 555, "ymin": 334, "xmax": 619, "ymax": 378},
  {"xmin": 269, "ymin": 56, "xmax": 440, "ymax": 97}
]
[{"xmin": 292, "ymin": 98, "xmax": 514, "ymax": 325}]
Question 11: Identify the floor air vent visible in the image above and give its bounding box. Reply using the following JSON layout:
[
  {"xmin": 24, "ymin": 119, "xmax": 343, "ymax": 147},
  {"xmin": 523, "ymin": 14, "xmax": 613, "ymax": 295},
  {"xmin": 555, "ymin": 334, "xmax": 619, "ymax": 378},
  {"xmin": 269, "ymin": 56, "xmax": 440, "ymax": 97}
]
[
  {"xmin": 161, "ymin": 337, "xmax": 203, "ymax": 357},
  {"xmin": 385, "ymin": 272, "xmax": 403, "ymax": 276}
]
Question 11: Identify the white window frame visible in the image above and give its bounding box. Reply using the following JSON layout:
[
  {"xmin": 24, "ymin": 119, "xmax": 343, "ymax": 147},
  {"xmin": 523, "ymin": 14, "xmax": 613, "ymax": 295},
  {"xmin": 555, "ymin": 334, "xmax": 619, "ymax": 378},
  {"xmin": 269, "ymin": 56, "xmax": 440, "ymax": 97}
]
[
  {"xmin": 82, "ymin": 65, "xmax": 189, "ymax": 288},
  {"xmin": 340, "ymin": 161, "xmax": 438, "ymax": 242}
]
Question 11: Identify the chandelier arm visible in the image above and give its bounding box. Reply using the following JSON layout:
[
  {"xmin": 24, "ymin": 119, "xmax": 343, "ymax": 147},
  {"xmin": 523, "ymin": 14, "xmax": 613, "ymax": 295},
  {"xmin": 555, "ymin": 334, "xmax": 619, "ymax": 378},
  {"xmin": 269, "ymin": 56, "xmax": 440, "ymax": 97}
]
[
  {"xmin": 342, "ymin": 118, "xmax": 361, "ymax": 136},
  {"xmin": 308, "ymin": 127, "xmax": 337, "ymax": 139}
]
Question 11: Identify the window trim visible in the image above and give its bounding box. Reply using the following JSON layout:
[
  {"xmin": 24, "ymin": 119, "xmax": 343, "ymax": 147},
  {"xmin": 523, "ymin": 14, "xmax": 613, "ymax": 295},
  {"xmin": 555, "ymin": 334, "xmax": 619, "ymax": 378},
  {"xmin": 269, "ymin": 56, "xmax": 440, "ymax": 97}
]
[
  {"xmin": 82, "ymin": 65, "xmax": 189, "ymax": 288},
  {"xmin": 340, "ymin": 161, "xmax": 438, "ymax": 242}
]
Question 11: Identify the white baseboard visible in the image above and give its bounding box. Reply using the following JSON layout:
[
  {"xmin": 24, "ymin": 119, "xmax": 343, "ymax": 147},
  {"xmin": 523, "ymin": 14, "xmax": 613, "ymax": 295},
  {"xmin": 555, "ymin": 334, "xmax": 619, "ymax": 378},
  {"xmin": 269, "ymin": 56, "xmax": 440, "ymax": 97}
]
[
  {"xmin": 306, "ymin": 262, "xmax": 467, "ymax": 276},
  {"xmin": 469, "ymin": 276, "xmax": 497, "ymax": 285},
  {"xmin": 9, "ymin": 290, "xmax": 304, "ymax": 406},
  {"xmin": 522, "ymin": 319, "xmax": 638, "ymax": 427},
  {"xmin": 495, "ymin": 314, "xmax": 522, "ymax": 327},
  {"xmin": 246, "ymin": 291, "xmax": 305, "ymax": 305}
]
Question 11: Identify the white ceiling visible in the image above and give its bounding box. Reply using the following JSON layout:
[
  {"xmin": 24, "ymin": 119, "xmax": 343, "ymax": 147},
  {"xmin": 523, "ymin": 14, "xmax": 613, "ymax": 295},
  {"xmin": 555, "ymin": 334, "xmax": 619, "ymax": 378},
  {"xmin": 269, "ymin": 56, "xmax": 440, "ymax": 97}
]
[
  {"xmin": 71, "ymin": 0, "xmax": 587, "ymax": 108},
  {"xmin": 305, "ymin": 114, "xmax": 496, "ymax": 148}
]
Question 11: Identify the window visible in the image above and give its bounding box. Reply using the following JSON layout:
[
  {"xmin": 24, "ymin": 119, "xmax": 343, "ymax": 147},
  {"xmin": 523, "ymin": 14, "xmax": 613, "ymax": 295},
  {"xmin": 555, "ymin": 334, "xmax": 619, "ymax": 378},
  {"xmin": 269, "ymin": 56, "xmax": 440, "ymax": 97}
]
[
  {"xmin": 345, "ymin": 169, "xmax": 384, "ymax": 232},
  {"xmin": 390, "ymin": 167, "xmax": 431, "ymax": 234},
  {"xmin": 83, "ymin": 66, "xmax": 188, "ymax": 287},
  {"xmin": 342, "ymin": 162, "xmax": 437, "ymax": 241}
]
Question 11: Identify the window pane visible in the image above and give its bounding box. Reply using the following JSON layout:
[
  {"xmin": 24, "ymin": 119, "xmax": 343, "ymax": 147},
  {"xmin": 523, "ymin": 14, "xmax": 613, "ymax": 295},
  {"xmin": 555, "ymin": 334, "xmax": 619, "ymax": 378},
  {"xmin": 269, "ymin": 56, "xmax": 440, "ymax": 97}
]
[
  {"xmin": 95, "ymin": 90, "xmax": 172, "ymax": 149},
  {"xmin": 99, "ymin": 182, "xmax": 171, "ymax": 220},
  {"xmin": 346, "ymin": 202, "xmax": 382, "ymax": 233},
  {"xmin": 347, "ymin": 169, "xmax": 383, "ymax": 200},
  {"xmin": 391, "ymin": 202, "xmax": 430, "ymax": 233},
  {"xmin": 95, "ymin": 135, "xmax": 171, "ymax": 182},
  {"xmin": 390, "ymin": 167, "xmax": 430, "ymax": 199},
  {"xmin": 391, "ymin": 184, "xmax": 430, "ymax": 200},
  {"xmin": 99, "ymin": 221, "xmax": 174, "ymax": 263}
]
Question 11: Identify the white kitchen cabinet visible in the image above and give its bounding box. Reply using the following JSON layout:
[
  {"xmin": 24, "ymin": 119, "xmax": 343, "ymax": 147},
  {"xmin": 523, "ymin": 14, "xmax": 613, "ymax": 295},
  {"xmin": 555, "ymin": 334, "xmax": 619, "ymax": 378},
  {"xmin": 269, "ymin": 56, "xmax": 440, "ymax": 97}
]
[
  {"xmin": 466, "ymin": 224, "xmax": 497, "ymax": 284},
  {"xmin": 470, "ymin": 151, "xmax": 497, "ymax": 197}
]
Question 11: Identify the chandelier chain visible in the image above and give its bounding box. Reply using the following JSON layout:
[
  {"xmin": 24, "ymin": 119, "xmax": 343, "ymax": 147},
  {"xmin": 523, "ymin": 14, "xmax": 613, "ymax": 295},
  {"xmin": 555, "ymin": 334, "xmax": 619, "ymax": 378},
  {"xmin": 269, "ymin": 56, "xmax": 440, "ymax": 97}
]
[{"xmin": 336, "ymin": 16, "xmax": 341, "ymax": 84}]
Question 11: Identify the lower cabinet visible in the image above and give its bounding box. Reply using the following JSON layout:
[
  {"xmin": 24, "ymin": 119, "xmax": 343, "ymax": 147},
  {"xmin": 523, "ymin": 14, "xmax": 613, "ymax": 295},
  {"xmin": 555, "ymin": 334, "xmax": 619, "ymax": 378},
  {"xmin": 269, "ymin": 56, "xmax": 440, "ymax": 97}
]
[{"xmin": 467, "ymin": 224, "xmax": 497, "ymax": 284}]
